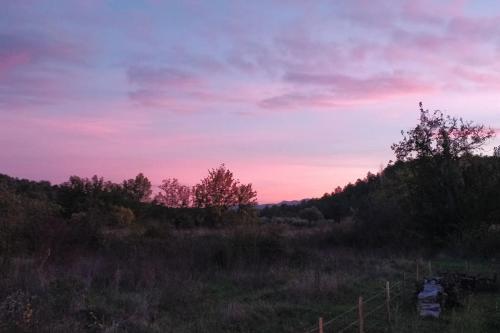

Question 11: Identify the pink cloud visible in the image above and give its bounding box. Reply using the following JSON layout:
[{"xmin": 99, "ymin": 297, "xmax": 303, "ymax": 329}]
[
  {"xmin": 0, "ymin": 52, "xmax": 31, "ymax": 75},
  {"xmin": 0, "ymin": 33, "xmax": 85, "ymax": 70},
  {"xmin": 452, "ymin": 67, "xmax": 500, "ymax": 87},
  {"xmin": 260, "ymin": 72, "xmax": 435, "ymax": 109},
  {"xmin": 0, "ymin": 32, "xmax": 87, "ymax": 108},
  {"xmin": 259, "ymin": 93, "xmax": 340, "ymax": 109},
  {"xmin": 401, "ymin": 0, "xmax": 466, "ymax": 25},
  {"xmin": 2, "ymin": 109, "xmax": 150, "ymax": 141},
  {"xmin": 127, "ymin": 65, "xmax": 201, "ymax": 88},
  {"xmin": 447, "ymin": 16, "xmax": 500, "ymax": 41},
  {"xmin": 126, "ymin": 63, "xmax": 285, "ymax": 112},
  {"xmin": 127, "ymin": 65, "xmax": 207, "ymax": 110}
]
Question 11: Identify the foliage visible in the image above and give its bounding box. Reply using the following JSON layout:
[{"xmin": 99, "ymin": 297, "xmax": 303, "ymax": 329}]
[
  {"xmin": 193, "ymin": 164, "xmax": 257, "ymax": 223},
  {"xmin": 261, "ymin": 104, "xmax": 500, "ymax": 253},
  {"xmin": 109, "ymin": 206, "xmax": 135, "ymax": 226},
  {"xmin": 155, "ymin": 178, "xmax": 191, "ymax": 208},
  {"xmin": 57, "ymin": 175, "xmax": 121, "ymax": 216},
  {"xmin": 0, "ymin": 103, "xmax": 498, "ymax": 255},
  {"xmin": 391, "ymin": 102, "xmax": 495, "ymax": 161},
  {"xmin": 122, "ymin": 173, "xmax": 152, "ymax": 203},
  {"xmin": 1, "ymin": 227, "xmax": 497, "ymax": 332},
  {"xmin": 298, "ymin": 206, "xmax": 324, "ymax": 222}
]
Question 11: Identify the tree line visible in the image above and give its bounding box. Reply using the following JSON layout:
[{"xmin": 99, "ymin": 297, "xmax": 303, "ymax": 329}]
[
  {"xmin": 2, "ymin": 102, "xmax": 500, "ymax": 256},
  {"xmin": 0, "ymin": 164, "xmax": 257, "ymax": 255},
  {"xmin": 262, "ymin": 103, "xmax": 500, "ymax": 255}
]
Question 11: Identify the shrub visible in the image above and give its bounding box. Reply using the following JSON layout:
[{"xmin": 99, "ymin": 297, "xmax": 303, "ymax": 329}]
[
  {"xmin": 109, "ymin": 206, "xmax": 135, "ymax": 226},
  {"xmin": 270, "ymin": 216, "xmax": 310, "ymax": 227},
  {"xmin": 299, "ymin": 206, "xmax": 324, "ymax": 223}
]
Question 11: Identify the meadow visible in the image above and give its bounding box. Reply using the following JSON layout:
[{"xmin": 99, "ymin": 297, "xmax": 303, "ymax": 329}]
[{"xmin": 1, "ymin": 221, "xmax": 498, "ymax": 333}]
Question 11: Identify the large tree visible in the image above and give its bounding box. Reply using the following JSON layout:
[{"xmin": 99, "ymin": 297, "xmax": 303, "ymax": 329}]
[
  {"xmin": 391, "ymin": 102, "xmax": 495, "ymax": 161},
  {"xmin": 193, "ymin": 164, "xmax": 257, "ymax": 219},
  {"xmin": 122, "ymin": 173, "xmax": 152, "ymax": 203},
  {"xmin": 387, "ymin": 103, "xmax": 497, "ymax": 248},
  {"xmin": 155, "ymin": 178, "xmax": 191, "ymax": 208}
]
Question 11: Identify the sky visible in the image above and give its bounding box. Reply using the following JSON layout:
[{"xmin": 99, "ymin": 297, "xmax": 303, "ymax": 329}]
[{"xmin": 2, "ymin": 0, "xmax": 500, "ymax": 203}]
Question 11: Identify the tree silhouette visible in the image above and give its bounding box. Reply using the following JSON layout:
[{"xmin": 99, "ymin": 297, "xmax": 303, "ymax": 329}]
[
  {"xmin": 391, "ymin": 102, "xmax": 495, "ymax": 161},
  {"xmin": 122, "ymin": 173, "xmax": 152, "ymax": 202}
]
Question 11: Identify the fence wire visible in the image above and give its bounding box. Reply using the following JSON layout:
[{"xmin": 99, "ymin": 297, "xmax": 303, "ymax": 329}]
[{"xmin": 302, "ymin": 279, "xmax": 406, "ymax": 333}]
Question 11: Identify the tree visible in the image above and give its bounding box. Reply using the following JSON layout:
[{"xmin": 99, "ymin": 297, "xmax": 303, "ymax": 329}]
[
  {"xmin": 235, "ymin": 183, "xmax": 257, "ymax": 208},
  {"xmin": 387, "ymin": 103, "xmax": 497, "ymax": 249},
  {"xmin": 58, "ymin": 175, "xmax": 112, "ymax": 215},
  {"xmin": 155, "ymin": 178, "xmax": 191, "ymax": 208},
  {"xmin": 193, "ymin": 164, "xmax": 257, "ymax": 221},
  {"xmin": 333, "ymin": 186, "xmax": 343, "ymax": 195},
  {"xmin": 122, "ymin": 173, "xmax": 152, "ymax": 202},
  {"xmin": 391, "ymin": 102, "xmax": 495, "ymax": 161},
  {"xmin": 299, "ymin": 206, "xmax": 324, "ymax": 222}
]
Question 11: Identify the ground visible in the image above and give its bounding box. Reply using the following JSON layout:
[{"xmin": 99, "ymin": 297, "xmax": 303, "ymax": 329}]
[{"xmin": 1, "ymin": 224, "xmax": 499, "ymax": 332}]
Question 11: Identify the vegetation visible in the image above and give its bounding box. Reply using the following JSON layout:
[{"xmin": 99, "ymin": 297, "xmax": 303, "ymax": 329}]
[
  {"xmin": 262, "ymin": 103, "xmax": 500, "ymax": 255},
  {"xmin": 0, "ymin": 104, "xmax": 499, "ymax": 332}
]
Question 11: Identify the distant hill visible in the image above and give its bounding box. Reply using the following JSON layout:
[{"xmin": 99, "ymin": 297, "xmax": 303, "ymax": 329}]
[{"xmin": 256, "ymin": 199, "xmax": 308, "ymax": 210}]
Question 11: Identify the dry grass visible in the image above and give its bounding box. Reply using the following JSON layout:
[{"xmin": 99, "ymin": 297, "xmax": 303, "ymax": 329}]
[{"xmin": 0, "ymin": 224, "xmax": 498, "ymax": 332}]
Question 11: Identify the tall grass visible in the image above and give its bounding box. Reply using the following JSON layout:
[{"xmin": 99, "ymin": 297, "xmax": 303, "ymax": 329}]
[{"xmin": 0, "ymin": 223, "xmax": 498, "ymax": 332}]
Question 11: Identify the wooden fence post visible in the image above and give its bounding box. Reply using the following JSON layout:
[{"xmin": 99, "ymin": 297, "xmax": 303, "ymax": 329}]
[
  {"xmin": 386, "ymin": 281, "xmax": 391, "ymax": 324},
  {"xmin": 358, "ymin": 296, "xmax": 364, "ymax": 333},
  {"xmin": 319, "ymin": 317, "xmax": 323, "ymax": 333},
  {"xmin": 416, "ymin": 261, "xmax": 420, "ymax": 281}
]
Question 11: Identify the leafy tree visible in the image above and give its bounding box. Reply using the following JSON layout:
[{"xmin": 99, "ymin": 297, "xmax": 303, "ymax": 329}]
[
  {"xmin": 58, "ymin": 176, "xmax": 101, "ymax": 215},
  {"xmin": 0, "ymin": 178, "xmax": 62, "ymax": 254},
  {"xmin": 389, "ymin": 104, "xmax": 496, "ymax": 248},
  {"xmin": 391, "ymin": 102, "xmax": 495, "ymax": 161},
  {"xmin": 235, "ymin": 183, "xmax": 258, "ymax": 208},
  {"xmin": 155, "ymin": 178, "xmax": 191, "ymax": 208},
  {"xmin": 122, "ymin": 173, "xmax": 152, "ymax": 203},
  {"xmin": 57, "ymin": 174, "xmax": 145, "ymax": 221},
  {"xmin": 193, "ymin": 164, "xmax": 257, "ymax": 222}
]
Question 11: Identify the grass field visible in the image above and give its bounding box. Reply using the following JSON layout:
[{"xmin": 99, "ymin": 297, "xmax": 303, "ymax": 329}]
[{"xmin": 1, "ymin": 224, "xmax": 499, "ymax": 332}]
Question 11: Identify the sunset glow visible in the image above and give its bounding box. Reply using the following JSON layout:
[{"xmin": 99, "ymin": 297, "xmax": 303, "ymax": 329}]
[{"xmin": 2, "ymin": 0, "xmax": 500, "ymax": 203}]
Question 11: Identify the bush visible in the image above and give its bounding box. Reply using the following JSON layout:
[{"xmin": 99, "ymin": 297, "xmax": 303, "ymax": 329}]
[
  {"xmin": 299, "ymin": 206, "xmax": 324, "ymax": 223},
  {"xmin": 270, "ymin": 216, "xmax": 310, "ymax": 227},
  {"xmin": 109, "ymin": 206, "xmax": 135, "ymax": 226}
]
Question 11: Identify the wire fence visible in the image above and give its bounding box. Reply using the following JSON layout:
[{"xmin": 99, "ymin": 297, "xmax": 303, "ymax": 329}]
[
  {"xmin": 298, "ymin": 259, "xmax": 500, "ymax": 333},
  {"xmin": 300, "ymin": 280, "xmax": 406, "ymax": 333}
]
